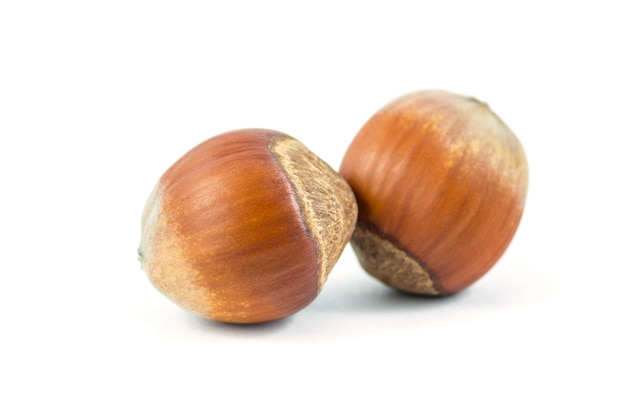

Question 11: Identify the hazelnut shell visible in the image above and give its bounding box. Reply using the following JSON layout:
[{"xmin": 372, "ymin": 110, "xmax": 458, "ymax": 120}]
[
  {"xmin": 340, "ymin": 90, "xmax": 528, "ymax": 295},
  {"xmin": 140, "ymin": 129, "xmax": 357, "ymax": 323}
]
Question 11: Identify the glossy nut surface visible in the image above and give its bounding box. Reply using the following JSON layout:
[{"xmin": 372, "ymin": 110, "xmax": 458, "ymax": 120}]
[
  {"xmin": 340, "ymin": 90, "xmax": 528, "ymax": 295},
  {"xmin": 140, "ymin": 129, "xmax": 357, "ymax": 323}
]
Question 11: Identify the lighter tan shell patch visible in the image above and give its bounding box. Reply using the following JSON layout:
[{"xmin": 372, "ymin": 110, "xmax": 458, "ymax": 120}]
[
  {"xmin": 351, "ymin": 223, "xmax": 440, "ymax": 295},
  {"xmin": 271, "ymin": 136, "xmax": 358, "ymax": 290},
  {"xmin": 139, "ymin": 184, "xmax": 215, "ymax": 318}
]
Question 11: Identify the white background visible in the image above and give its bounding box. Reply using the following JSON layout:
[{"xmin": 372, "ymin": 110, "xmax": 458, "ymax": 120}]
[{"xmin": 1, "ymin": 1, "xmax": 624, "ymax": 416}]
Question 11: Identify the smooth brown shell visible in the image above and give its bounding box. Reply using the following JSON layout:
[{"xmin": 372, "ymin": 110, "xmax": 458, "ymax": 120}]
[
  {"xmin": 340, "ymin": 90, "xmax": 528, "ymax": 295},
  {"xmin": 140, "ymin": 129, "xmax": 357, "ymax": 323}
]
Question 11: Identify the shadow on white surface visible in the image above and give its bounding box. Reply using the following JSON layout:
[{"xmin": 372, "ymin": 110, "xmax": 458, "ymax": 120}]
[
  {"xmin": 166, "ymin": 271, "xmax": 488, "ymax": 340},
  {"xmin": 310, "ymin": 278, "xmax": 470, "ymax": 314}
]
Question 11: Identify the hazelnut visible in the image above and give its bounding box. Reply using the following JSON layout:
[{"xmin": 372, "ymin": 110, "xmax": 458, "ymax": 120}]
[
  {"xmin": 340, "ymin": 90, "xmax": 528, "ymax": 295},
  {"xmin": 139, "ymin": 129, "xmax": 357, "ymax": 323}
]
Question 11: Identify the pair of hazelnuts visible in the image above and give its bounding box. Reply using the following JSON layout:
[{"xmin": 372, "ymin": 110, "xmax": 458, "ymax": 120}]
[{"xmin": 139, "ymin": 90, "xmax": 529, "ymax": 324}]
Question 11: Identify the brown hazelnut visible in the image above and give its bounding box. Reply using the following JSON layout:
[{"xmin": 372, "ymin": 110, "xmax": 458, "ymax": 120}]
[
  {"xmin": 340, "ymin": 90, "xmax": 528, "ymax": 295},
  {"xmin": 139, "ymin": 129, "xmax": 357, "ymax": 323}
]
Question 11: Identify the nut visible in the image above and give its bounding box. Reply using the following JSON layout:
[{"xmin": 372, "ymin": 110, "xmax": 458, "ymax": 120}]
[
  {"xmin": 340, "ymin": 90, "xmax": 528, "ymax": 295},
  {"xmin": 139, "ymin": 128, "xmax": 357, "ymax": 323}
]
